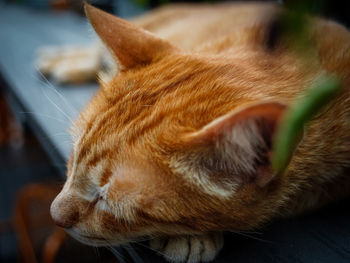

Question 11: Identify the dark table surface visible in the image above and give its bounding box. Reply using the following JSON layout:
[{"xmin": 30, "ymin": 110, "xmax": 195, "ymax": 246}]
[
  {"xmin": 0, "ymin": 3, "xmax": 97, "ymax": 172},
  {"xmin": 0, "ymin": 3, "xmax": 349, "ymax": 263}
]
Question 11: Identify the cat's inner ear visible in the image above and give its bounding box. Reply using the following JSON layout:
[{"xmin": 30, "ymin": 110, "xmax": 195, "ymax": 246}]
[
  {"xmin": 85, "ymin": 4, "xmax": 178, "ymax": 70},
  {"xmin": 176, "ymin": 102, "xmax": 288, "ymax": 196}
]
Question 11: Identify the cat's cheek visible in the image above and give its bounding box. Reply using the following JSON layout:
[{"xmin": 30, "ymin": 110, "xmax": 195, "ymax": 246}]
[
  {"xmin": 90, "ymin": 198, "xmax": 138, "ymax": 234},
  {"xmin": 90, "ymin": 210, "xmax": 144, "ymax": 244}
]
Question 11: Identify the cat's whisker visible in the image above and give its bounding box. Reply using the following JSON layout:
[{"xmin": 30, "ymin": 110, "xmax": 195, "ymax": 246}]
[
  {"xmin": 37, "ymin": 132, "xmax": 71, "ymax": 148},
  {"xmin": 19, "ymin": 111, "xmax": 68, "ymax": 124},
  {"xmin": 36, "ymin": 80, "xmax": 73, "ymax": 124},
  {"xmin": 34, "ymin": 66, "xmax": 79, "ymax": 115},
  {"xmin": 19, "ymin": 111, "xmax": 72, "ymax": 149},
  {"xmin": 132, "ymin": 235, "xmax": 157, "ymax": 242},
  {"xmin": 104, "ymin": 241, "xmax": 128, "ymax": 263},
  {"xmin": 92, "ymin": 245, "xmax": 101, "ymax": 263},
  {"xmin": 37, "ymin": 131, "xmax": 71, "ymax": 144},
  {"xmin": 50, "ymin": 132, "xmax": 71, "ymax": 139},
  {"xmin": 43, "ymin": 90, "xmax": 73, "ymax": 123},
  {"xmin": 17, "ymin": 118, "xmax": 71, "ymax": 154},
  {"xmin": 229, "ymin": 231, "xmax": 274, "ymax": 244},
  {"xmin": 19, "ymin": 111, "xmax": 72, "ymax": 153},
  {"xmin": 240, "ymin": 230, "xmax": 264, "ymax": 235},
  {"xmin": 61, "ymin": 140, "xmax": 73, "ymax": 146},
  {"xmin": 132, "ymin": 240, "xmax": 169, "ymax": 258},
  {"xmin": 231, "ymin": 229, "xmax": 264, "ymax": 235}
]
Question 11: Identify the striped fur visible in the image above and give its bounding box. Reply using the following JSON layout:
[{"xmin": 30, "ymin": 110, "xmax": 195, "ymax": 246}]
[{"xmin": 51, "ymin": 3, "xmax": 350, "ymax": 262}]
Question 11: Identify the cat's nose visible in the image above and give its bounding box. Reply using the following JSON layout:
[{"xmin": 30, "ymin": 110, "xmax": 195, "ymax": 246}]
[{"xmin": 50, "ymin": 193, "xmax": 79, "ymax": 228}]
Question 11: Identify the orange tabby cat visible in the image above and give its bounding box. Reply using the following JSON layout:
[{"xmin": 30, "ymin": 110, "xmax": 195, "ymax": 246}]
[{"xmin": 50, "ymin": 3, "xmax": 350, "ymax": 262}]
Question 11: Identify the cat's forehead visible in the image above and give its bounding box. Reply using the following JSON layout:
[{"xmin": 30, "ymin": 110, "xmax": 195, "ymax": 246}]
[{"xmin": 70, "ymin": 54, "xmax": 236, "ymax": 161}]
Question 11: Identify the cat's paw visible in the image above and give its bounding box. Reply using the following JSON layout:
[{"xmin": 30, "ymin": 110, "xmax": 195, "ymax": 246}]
[
  {"xmin": 36, "ymin": 45, "xmax": 102, "ymax": 84},
  {"xmin": 149, "ymin": 233, "xmax": 223, "ymax": 263}
]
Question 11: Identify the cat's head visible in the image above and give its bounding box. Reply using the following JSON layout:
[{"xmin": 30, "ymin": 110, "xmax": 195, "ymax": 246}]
[{"xmin": 50, "ymin": 5, "xmax": 288, "ymax": 246}]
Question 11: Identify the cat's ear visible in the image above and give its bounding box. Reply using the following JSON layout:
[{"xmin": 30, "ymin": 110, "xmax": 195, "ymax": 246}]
[
  {"xmin": 85, "ymin": 4, "xmax": 178, "ymax": 70},
  {"xmin": 174, "ymin": 102, "xmax": 288, "ymax": 197}
]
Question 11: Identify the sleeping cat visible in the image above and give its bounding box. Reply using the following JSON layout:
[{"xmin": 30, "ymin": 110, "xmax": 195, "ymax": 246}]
[{"xmin": 50, "ymin": 2, "xmax": 350, "ymax": 262}]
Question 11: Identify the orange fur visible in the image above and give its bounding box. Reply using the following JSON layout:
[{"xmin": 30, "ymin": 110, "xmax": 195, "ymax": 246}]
[{"xmin": 51, "ymin": 3, "xmax": 350, "ymax": 262}]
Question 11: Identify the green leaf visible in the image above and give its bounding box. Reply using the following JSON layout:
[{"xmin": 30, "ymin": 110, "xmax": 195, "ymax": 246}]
[{"xmin": 272, "ymin": 75, "xmax": 342, "ymax": 174}]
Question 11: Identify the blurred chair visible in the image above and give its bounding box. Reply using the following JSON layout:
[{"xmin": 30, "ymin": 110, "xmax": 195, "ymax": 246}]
[{"xmin": 13, "ymin": 183, "xmax": 67, "ymax": 263}]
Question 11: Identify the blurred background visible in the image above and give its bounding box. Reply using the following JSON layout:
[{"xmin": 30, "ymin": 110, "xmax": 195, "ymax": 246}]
[{"xmin": 0, "ymin": 0, "xmax": 349, "ymax": 263}]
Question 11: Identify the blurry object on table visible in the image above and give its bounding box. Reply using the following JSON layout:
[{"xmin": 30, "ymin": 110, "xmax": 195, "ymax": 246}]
[
  {"xmin": 36, "ymin": 40, "xmax": 117, "ymax": 85},
  {"xmin": 36, "ymin": 45, "xmax": 109, "ymax": 85}
]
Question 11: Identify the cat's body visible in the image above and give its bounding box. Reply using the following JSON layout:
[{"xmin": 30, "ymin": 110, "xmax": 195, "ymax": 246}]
[{"xmin": 50, "ymin": 3, "xmax": 350, "ymax": 262}]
